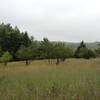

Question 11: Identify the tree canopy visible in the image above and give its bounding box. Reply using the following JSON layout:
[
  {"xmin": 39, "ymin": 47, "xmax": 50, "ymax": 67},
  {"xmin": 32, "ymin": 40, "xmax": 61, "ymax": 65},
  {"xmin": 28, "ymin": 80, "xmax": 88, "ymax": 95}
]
[
  {"xmin": 0, "ymin": 23, "xmax": 99, "ymax": 65},
  {"xmin": 16, "ymin": 45, "xmax": 33, "ymax": 65},
  {"xmin": 0, "ymin": 23, "xmax": 32, "ymax": 59}
]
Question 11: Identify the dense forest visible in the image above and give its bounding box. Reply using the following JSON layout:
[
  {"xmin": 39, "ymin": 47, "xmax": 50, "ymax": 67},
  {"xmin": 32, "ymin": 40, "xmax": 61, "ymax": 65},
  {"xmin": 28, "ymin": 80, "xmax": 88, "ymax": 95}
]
[{"xmin": 0, "ymin": 23, "xmax": 100, "ymax": 65}]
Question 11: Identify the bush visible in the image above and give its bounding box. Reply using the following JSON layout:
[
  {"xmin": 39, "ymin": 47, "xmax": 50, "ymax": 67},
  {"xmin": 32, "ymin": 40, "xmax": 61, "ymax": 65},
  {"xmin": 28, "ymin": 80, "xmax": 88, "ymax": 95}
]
[
  {"xmin": 0, "ymin": 51, "xmax": 13, "ymax": 66},
  {"xmin": 78, "ymin": 48, "xmax": 96, "ymax": 59}
]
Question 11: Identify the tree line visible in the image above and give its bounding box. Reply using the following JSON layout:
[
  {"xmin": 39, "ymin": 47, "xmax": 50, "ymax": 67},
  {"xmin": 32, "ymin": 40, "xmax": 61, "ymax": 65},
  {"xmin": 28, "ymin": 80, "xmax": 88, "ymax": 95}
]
[{"xmin": 0, "ymin": 23, "xmax": 100, "ymax": 66}]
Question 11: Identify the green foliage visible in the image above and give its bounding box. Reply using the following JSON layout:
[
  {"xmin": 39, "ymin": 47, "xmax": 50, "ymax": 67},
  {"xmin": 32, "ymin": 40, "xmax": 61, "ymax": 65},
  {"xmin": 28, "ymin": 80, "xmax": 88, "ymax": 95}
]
[
  {"xmin": 74, "ymin": 41, "xmax": 96, "ymax": 59},
  {"xmin": 21, "ymin": 32, "xmax": 31, "ymax": 47},
  {"xmin": 0, "ymin": 23, "xmax": 99, "ymax": 61},
  {"xmin": 16, "ymin": 45, "xmax": 33, "ymax": 65},
  {"xmin": 78, "ymin": 48, "xmax": 96, "ymax": 59},
  {"xmin": 0, "ymin": 23, "xmax": 32, "ymax": 59},
  {"xmin": 29, "ymin": 41, "xmax": 41, "ymax": 59},
  {"xmin": 95, "ymin": 48, "xmax": 100, "ymax": 57},
  {"xmin": 38, "ymin": 38, "xmax": 56, "ymax": 61},
  {"xmin": 87, "ymin": 49, "xmax": 96, "ymax": 58},
  {"xmin": 0, "ymin": 47, "xmax": 3, "ymax": 57},
  {"xmin": 75, "ymin": 41, "xmax": 87, "ymax": 58},
  {"xmin": 78, "ymin": 48, "xmax": 88, "ymax": 58},
  {"xmin": 0, "ymin": 51, "xmax": 13, "ymax": 65},
  {"xmin": 53, "ymin": 42, "xmax": 74, "ymax": 64},
  {"xmin": 39, "ymin": 38, "xmax": 52, "ymax": 59}
]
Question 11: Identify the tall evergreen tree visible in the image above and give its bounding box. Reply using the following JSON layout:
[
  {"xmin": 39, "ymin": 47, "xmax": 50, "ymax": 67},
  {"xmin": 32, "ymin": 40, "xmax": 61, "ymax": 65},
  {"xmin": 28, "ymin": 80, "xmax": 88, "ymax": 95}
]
[
  {"xmin": 0, "ymin": 23, "xmax": 32, "ymax": 60},
  {"xmin": 74, "ymin": 41, "xmax": 87, "ymax": 58},
  {"xmin": 21, "ymin": 32, "xmax": 31, "ymax": 47}
]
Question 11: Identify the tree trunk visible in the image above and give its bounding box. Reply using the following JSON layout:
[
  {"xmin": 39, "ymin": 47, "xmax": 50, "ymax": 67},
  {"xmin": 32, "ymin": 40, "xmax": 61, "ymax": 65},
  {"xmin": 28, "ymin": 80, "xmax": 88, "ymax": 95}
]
[
  {"xmin": 56, "ymin": 58, "xmax": 59, "ymax": 65},
  {"xmin": 48, "ymin": 59, "xmax": 50, "ymax": 64},
  {"xmin": 4, "ymin": 62, "xmax": 7, "ymax": 66},
  {"xmin": 25, "ymin": 60, "xmax": 29, "ymax": 65},
  {"xmin": 61, "ymin": 58, "xmax": 66, "ymax": 62}
]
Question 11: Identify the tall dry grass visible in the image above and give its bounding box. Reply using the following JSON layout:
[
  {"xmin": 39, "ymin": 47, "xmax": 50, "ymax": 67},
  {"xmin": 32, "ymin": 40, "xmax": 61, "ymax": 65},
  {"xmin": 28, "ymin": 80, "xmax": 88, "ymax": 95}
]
[{"xmin": 0, "ymin": 59, "xmax": 100, "ymax": 100}]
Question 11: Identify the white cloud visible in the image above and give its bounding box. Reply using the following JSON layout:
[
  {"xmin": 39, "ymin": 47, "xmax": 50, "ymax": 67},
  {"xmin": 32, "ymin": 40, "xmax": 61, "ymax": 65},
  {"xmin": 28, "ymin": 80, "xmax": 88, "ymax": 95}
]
[{"xmin": 0, "ymin": 0, "xmax": 100, "ymax": 42}]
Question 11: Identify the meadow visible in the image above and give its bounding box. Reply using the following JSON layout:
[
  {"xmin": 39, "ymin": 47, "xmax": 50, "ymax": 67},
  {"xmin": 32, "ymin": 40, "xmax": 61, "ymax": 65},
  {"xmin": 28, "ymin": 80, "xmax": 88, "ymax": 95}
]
[{"xmin": 0, "ymin": 59, "xmax": 100, "ymax": 100}]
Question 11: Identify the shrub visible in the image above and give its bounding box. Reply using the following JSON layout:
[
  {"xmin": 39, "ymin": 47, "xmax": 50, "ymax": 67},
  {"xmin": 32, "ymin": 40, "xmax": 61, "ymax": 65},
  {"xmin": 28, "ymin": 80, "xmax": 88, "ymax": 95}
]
[{"xmin": 0, "ymin": 51, "xmax": 13, "ymax": 66}]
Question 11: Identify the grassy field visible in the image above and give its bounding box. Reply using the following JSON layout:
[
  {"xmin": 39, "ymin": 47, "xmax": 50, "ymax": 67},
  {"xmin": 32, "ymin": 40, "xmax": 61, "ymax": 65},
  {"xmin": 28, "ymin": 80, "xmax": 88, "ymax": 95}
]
[{"xmin": 0, "ymin": 59, "xmax": 100, "ymax": 100}]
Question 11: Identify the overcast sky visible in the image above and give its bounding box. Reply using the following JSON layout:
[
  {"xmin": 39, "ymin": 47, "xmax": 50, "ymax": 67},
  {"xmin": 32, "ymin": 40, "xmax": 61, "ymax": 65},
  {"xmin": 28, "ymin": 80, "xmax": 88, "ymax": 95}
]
[{"xmin": 0, "ymin": 0, "xmax": 100, "ymax": 42}]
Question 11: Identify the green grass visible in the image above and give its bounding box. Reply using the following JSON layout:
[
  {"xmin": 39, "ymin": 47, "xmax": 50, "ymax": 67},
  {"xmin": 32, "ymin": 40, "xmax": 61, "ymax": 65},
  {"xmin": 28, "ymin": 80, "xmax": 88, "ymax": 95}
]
[{"xmin": 0, "ymin": 59, "xmax": 100, "ymax": 100}]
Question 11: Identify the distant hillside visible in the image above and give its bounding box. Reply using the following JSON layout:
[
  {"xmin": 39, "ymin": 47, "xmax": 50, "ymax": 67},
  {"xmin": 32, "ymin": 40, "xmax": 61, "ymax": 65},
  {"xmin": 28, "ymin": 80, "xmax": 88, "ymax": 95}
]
[
  {"xmin": 65, "ymin": 42, "xmax": 100, "ymax": 49},
  {"xmin": 52, "ymin": 41, "xmax": 100, "ymax": 49}
]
